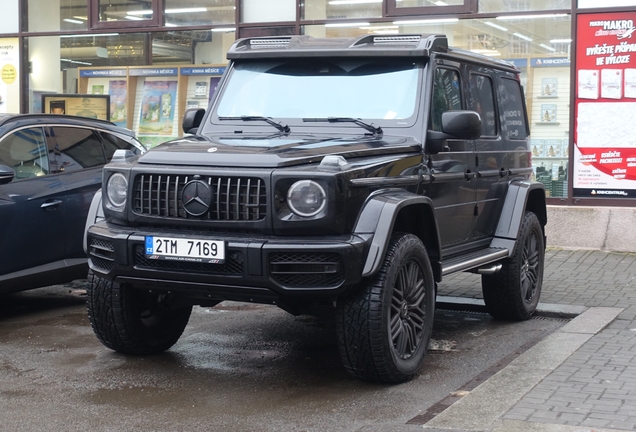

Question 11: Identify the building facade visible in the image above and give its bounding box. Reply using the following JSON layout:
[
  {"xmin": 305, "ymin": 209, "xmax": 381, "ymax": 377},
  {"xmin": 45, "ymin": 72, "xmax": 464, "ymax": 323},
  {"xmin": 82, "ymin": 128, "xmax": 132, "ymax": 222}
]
[{"xmin": 0, "ymin": 0, "xmax": 635, "ymax": 208}]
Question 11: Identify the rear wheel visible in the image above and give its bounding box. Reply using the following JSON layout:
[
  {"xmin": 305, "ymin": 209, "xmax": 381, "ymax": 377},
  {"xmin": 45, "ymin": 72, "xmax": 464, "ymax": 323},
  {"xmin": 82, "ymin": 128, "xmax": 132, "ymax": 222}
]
[
  {"xmin": 86, "ymin": 271, "xmax": 192, "ymax": 354},
  {"xmin": 482, "ymin": 211, "xmax": 544, "ymax": 321},
  {"xmin": 336, "ymin": 233, "xmax": 435, "ymax": 383}
]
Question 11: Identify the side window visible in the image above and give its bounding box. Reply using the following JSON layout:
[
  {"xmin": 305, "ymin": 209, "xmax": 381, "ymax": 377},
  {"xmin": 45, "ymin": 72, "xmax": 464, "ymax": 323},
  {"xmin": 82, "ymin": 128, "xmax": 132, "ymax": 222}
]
[
  {"xmin": 431, "ymin": 68, "xmax": 462, "ymax": 132},
  {"xmin": 48, "ymin": 127, "xmax": 106, "ymax": 173},
  {"xmin": 499, "ymin": 78, "xmax": 528, "ymax": 140},
  {"xmin": 0, "ymin": 128, "xmax": 49, "ymax": 180},
  {"xmin": 468, "ymin": 74, "xmax": 498, "ymax": 137},
  {"xmin": 99, "ymin": 132, "xmax": 140, "ymax": 162}
]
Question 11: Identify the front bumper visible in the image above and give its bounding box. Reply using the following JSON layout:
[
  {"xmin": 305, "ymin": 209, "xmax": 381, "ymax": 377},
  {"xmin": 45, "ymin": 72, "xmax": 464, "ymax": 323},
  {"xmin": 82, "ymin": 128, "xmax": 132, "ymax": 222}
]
[{"xmin": 86, "ymin": 222, "xmax": 370, "ymax": 302}]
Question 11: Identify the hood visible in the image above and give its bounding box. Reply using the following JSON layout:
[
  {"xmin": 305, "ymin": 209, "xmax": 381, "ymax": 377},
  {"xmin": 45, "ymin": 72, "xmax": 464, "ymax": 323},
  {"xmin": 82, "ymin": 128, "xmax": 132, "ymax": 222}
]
[{"xmin": 137, "ymin": 134, "xmax": 422, "ymax": 168}]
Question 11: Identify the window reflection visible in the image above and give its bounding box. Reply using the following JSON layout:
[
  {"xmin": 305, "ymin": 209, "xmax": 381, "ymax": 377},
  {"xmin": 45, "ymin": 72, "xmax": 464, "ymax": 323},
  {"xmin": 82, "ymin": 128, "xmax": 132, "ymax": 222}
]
[
  {"xmin": 27, "ymin": 0, "xmax": 88, "ymax": 32},
  {"xmin": 303, "ymin": 0, "xmax": 382, "ymax": 20},
  {"xmin": 164, "ymin": 0, "xmax": 235, "ymax": 27}
]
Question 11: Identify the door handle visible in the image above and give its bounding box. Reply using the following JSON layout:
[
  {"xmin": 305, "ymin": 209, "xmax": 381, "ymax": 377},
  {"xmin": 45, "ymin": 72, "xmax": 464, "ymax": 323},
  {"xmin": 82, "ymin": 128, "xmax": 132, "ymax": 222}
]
[
  {"xmin": 41, "ymin": 200, "xmax": 63, "ymax": 210},
  {"xmin": 464, "ymin": 171, "xmax": 476, "ymax": 181}
]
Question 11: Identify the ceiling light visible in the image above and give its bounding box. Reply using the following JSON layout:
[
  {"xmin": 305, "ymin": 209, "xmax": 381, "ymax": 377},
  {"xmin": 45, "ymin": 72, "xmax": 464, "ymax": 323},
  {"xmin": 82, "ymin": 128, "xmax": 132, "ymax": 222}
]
[
  {"xmin": 434, "ymin": 1, "xmax": 448, "ymax": 4},
  {"xmin": 496, "ymin": 13, "xmax": 567, "ymax": 20},
  {"xmin": 513, "ymin": 32, "xmax": 532, "ymax": 41},
  {"xmin": 72, "ymin": 16, "xmax": 87, "ymax": 20},
  {"xmin": 325, "ymin": 22, "xmax": 370, "ymax": 27},
  {"xmin": 165, "ymin": 22, "xmax": 178, "ymax": 27},
  {"xmin": 127, "ymin": 10, "xmax": 153, "ymax": 15},
  {"xmin": 484, "ymin": 21, "xmax": 508, "ymax": 32},
  {"xmin": 540, "ymin": 43, "xmax": 557, "ymax": 51},
  {"xmin": 211, "ymin": 27, "xmax": 236, "ymax": 32},
  {"xmin": 393, "ymin": 18, "xmax": 458, "ymax": 25},
  {"xmin": 359, "ymin": 25, "xmax": 399, "ymax": 29},
  {"xmin": 550, "ymin": 38, "xmax": 572, "ymax": 43},
  {"xmin": 61, "ymin": 58, "xmax": 92, "ymax": 65},
  {"xmin": 165, "ymin": 7, "xmax": 207, "ymax": 14},
  {"xmin": 329, "ymin": 0, "xmax": 381, "ymax": 3},
  {"xmin": 63, "ymin": 18, "xmax": 84, "ymax": 24}
]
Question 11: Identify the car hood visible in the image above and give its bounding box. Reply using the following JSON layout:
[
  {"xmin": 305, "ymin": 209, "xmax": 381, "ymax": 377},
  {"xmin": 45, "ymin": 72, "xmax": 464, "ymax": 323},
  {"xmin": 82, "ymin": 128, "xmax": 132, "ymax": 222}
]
[{"xmin": 137, "ymin": 134, "xmax": 422, "ymax": 168}]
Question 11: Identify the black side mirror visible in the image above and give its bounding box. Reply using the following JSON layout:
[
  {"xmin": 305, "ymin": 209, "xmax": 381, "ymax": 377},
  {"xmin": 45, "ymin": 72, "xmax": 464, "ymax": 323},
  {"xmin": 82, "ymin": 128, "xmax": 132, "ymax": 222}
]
[
  {"xmin": 0, "ymin": 164, "xmax": 16, "ymax": 185},
  {"xmin": 442, "ymin": 111, "xmax": 482, "ymax": 140},
  {"xmin": 182, "ymin": 108, "xmax": 206, "ymax": 135},
  {"xmin": 426, "ymin": 110, "xmax": 482, "ymax": 154}
]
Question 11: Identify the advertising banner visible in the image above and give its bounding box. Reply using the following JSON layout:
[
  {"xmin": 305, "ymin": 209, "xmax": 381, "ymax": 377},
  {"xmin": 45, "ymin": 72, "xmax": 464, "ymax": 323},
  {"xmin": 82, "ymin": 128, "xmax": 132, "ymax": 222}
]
[
  {"xmin": 574, "ymin": 12, "xmax": 636, "ymax": 198},
  {"xmin": 0, "ymin": 38, "xmax": 20, "ymax": 114}
]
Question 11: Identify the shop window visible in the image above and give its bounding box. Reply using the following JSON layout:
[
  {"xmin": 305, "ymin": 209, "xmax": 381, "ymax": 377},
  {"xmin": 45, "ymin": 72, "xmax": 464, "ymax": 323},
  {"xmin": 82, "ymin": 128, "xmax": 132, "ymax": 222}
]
[
  {"xmin": 48, "ymin": 127, "xmax": 105, "ymax": 171},
  {"xmin": 302, "ymin": 0, "xmax": 381, "ymax": 20},
  {"xmin": 27, "ymin": 0, "xmax": 88, "ymax": 32},
  {"xmin": 164, "ymin": 0, "xmax": 235, "ymax": 27},
  {"xmin": 387, "ymin": 0, "xmax": 476, "ymax": 17},
  {"xmin": 241, "ymin": 0, "xmax": 296, "ymax": 23},
  {"xmin": 91, "ymin": 0, "xmax": 161, "ymax": 29},
  {"xmin": 468, "ymin": 74, "xmax": 497, "ymax": 137},
  {"xmin": 478, "ymin": 0, "xmax": 570, "ymax": 13},
  {"xmin": 0, "ymin": 0, "xmax": 19, "ymax": 34},
  {"xmin": 431, "ymin": 68, "xmax": 462, "ymax": 132}
]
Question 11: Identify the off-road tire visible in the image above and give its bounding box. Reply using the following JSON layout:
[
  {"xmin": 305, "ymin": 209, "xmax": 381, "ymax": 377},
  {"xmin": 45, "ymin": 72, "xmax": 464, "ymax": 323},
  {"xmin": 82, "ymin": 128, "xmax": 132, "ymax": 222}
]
[
  {"xmin": 336, "ymin": 233, "xmax": 435, "ymax": 384},
  {"xmin": 86, "ymin": 271, "xmax": 192, "ymax": 355},
  {"xmin": 482, "ymin": 211, "xmax": 544, "ymax": 321}
]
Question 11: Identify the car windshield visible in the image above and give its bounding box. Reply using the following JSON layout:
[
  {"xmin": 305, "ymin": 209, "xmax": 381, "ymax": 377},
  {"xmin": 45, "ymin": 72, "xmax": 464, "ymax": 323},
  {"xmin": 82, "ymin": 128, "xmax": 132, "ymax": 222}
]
[{"xmin": 215, "ymin": 58, "xmax": 422, "ymax": 125}]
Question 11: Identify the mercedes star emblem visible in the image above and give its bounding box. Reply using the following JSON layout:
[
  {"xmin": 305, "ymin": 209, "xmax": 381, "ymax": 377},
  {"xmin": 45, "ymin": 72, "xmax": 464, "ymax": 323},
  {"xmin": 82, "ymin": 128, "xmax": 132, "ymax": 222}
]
[{"xmin": 182, "ymin": 180, "xmax": 213, "ymax": 217}]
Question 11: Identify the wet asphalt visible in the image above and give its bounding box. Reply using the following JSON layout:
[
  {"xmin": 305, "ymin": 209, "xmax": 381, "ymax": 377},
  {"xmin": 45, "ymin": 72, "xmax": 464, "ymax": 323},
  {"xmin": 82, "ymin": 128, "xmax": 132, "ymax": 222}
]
[{"xmin": 0, "ymin": 280, "xmax": 565, "ymax": 432}]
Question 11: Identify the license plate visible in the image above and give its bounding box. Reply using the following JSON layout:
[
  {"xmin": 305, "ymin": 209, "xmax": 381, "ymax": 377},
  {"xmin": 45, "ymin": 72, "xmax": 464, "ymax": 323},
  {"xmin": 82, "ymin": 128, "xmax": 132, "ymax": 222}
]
[{"xmin": 145, "ymin": 236, "xmax": 225, "ymax": 264}]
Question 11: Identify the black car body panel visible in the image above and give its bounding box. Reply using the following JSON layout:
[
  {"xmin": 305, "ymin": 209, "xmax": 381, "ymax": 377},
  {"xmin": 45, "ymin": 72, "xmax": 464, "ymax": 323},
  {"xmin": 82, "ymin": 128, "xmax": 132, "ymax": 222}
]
[{"xmin": 0, "ymin": 114, "xmax": 144, "ymax": 293}]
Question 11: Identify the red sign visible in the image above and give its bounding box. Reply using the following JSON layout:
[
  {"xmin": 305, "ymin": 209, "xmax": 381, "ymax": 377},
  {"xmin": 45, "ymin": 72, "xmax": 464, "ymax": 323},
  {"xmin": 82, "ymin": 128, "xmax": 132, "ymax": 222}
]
[{"xmin": 574, "ymin": 12, "xmax": 636, "ymax": 198}]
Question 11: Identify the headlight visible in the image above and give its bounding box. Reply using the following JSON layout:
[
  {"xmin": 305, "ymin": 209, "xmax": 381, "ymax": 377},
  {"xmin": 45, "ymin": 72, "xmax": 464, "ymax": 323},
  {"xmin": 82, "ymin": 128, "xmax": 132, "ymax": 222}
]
[
  {"xmin": 106, "ymin": 173, "xmax": 128, "ymax": 209},
  {"xmin": 287, "ymin": 180, "xmax": 326, "ymax": 217}
]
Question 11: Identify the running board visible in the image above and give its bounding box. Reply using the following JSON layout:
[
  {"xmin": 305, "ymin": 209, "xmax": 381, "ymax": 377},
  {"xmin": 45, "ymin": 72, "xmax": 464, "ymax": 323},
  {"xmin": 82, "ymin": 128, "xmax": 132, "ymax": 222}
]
[{"xmin": 441, "ymin": 248, "xmax": 509, "ymax": 276}]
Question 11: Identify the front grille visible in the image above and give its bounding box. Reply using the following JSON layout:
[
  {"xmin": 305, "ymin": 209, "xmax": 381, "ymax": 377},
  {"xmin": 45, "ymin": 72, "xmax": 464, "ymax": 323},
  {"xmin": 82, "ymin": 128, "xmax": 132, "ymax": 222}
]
[
  {"xmin": 133, "ymin": 174, "xmax": 267, "ymax": 221},
  {"xmin": 88, "ymin": 236, "xmax": 115, "ymax": 272},
  {"xmin": 270, "ymin": 252, "xmax": 344, "ymax": 288},
  {"xmin": 133, "ymin": 245, "xmax": 244, "ymax": 275}
]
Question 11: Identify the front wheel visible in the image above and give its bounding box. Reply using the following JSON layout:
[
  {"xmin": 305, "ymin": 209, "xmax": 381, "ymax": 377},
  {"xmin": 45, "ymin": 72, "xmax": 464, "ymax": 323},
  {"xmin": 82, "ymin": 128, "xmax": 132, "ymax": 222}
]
[
  {"xmin": 482, "ymin": 211, "xmax": 544, "ymax": 321},
  {"xmin": 336, "ymin": 233, "xmax": 435, "ymax": 383},
  {"xmin": 86, "ymin": 271, "xmax": 192, "ymax": 355}
]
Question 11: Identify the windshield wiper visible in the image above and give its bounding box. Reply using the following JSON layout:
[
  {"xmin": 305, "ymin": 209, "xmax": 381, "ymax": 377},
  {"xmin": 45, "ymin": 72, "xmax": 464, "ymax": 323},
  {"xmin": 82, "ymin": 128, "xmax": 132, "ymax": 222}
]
[
  {"xmin": 218, "ymin": 116, "xmax": 290, "ymax": 133},
  {"xmin": 303, "ymin": 117, "xmax": 383, "ymax": 136}
]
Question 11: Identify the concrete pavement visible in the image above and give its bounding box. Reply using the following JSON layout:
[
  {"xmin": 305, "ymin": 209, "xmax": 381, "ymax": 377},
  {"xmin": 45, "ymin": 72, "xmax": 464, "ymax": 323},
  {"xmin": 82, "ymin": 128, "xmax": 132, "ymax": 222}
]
[{"xmin": 418, "ymin": 249, "xmax": 636, "ymax": 432}]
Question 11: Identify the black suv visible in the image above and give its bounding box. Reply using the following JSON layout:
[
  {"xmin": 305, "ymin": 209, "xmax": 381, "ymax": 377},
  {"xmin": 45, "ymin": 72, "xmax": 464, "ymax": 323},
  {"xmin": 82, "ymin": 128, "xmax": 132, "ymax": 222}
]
[{"xmin": 85, "ymin": 34, "xmax": 546, "ymax": 383}]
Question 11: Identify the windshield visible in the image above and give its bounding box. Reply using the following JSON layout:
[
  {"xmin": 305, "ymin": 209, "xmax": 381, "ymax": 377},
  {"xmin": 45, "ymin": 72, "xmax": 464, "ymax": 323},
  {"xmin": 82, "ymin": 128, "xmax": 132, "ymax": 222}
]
[{"xmin": 215, "ymin": 58, "xmax": 422, "ymax": 126}]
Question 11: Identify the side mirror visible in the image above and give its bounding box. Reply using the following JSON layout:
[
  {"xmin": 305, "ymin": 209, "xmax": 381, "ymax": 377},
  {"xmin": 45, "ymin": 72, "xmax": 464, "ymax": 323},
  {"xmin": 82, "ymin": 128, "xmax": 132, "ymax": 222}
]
[
  {"xmin": 0, "ymin": 164, "xmax": 15, "ymax": 185},
  {"xmin": 442, "ymin": 110, "xmax": 482, "ymax": 140},
  {"xmin": 182, "ymin": 108, "xmax": 206, "ymax": 135},
  {"xmin": 426, "ymin": 110, "xmax": 482, "ymax": 154}
]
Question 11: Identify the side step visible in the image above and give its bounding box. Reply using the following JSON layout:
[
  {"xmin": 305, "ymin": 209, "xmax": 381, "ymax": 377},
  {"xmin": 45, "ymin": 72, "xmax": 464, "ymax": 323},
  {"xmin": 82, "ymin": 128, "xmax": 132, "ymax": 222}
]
[{"xmin": 441, "ymin": 248, "xmax": 508, "ymax": 276}]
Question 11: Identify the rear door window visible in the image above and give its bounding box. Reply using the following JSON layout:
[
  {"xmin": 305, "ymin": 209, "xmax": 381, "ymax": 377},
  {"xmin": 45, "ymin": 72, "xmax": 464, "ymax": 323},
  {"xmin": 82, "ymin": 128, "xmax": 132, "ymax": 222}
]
[
  {"xmin": 48, "ymin": 127, "xmax": 106, "ymax": 173},
  {"xmin": 499, "ymin": 78, "xmax": 528, "ymax": 140}
]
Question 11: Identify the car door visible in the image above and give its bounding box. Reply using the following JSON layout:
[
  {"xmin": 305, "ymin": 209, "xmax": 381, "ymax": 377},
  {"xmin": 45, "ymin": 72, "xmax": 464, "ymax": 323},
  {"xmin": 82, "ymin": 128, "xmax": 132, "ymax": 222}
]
[
  {"xmin": 426, "ymin": 64, "xmax": 477, "ymax": 249},
  {"xmin": 466, "ymin": 68, "xmax": 506, "ymax": 241},
  {"xmin": 0, "ymin": 127, "xmax": 67, "ymax": 277},
  {"xmin": 46, "ymin": 126, "xmax": 106, "ymax": 260}
]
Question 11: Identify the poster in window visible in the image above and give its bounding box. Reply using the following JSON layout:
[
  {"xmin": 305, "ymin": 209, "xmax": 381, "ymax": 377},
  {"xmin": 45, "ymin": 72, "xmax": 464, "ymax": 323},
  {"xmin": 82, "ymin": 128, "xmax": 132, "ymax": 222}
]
[
  {"xmin": 139, "ymin": 80, "xmax": 178, "ymax": 136},
  {"xmin": 625, "ymin": 69, "xmax": 636, "ymax": 98},
  {"xmin": 541, "ymin": 78, "xmax": 558, "ymax": 97},
  {"xmin": 42, "ymin": 94, "xmax": 110, "ymax": 120},
  {"xmin": 540, "ymin": 104, "xmax": 557, "ymax": 123},
  {"xmin": 109, "ymin": 80, "xmax": 127, "ymax": 127},
  {"xmin": 578, "ymin": 69, "xmax": 599, "ymax": 100},
  {"xmin": 545, "ymin": 139, "xmax": 562, "ymax": 157},
  {"xmin": 601, "ymin": 69, "xmax": 622, "ymax": 99},
  {"xmin": 194, "ymin": 81, "xmax": 208, "ymax": 98}
]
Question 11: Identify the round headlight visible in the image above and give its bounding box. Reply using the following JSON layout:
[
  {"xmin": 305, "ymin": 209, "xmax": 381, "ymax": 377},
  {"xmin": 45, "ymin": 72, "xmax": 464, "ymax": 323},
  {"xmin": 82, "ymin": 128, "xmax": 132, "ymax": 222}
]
[
  {"xmin": 287, "ymin": 180, "xmax": 326, "ymax": 218},
  {"xmin": 106, "ymin": 173, "xmax": 128, "ymax": 209}
]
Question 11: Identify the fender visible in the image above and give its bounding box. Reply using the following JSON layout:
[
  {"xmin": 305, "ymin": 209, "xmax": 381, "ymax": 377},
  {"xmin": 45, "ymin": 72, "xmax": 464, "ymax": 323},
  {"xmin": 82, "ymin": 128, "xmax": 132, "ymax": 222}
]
[
  {"xmin": 491, "ymin": 180, "xmax": 547, "ymax": 255},
  {"xmin": 83, "ymin": 189, "xmax": 105, "ymax": 253},
  {"xmin": 354, "ymin": 190, "xmax": 441, "ymax": 278}
]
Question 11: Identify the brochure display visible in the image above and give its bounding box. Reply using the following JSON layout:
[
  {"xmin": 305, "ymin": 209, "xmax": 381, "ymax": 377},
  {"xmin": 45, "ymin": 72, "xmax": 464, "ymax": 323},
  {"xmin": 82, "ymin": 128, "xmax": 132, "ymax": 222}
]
[
  {"xmin": 573, "ymin": 11, "xmax": 636, "ymax": 199},
  {"xmin": 77, "ymin": 65, "xmax": 226, "ymax": 147}
]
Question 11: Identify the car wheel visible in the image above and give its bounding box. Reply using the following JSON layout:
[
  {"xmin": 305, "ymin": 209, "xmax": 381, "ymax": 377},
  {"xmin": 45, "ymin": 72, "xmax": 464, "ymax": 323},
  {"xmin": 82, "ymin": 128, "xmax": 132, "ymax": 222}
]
[
  {"xmin": 336, "ymin": 233, "xmax": 435, "ymax": 383},
  {"xmin": 86, "ymin": 271, "xmax": 192, "ymax": 355},
  {"xmin": 482, "ymin": 211, "xmax": 544, "ymax": 321}
]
